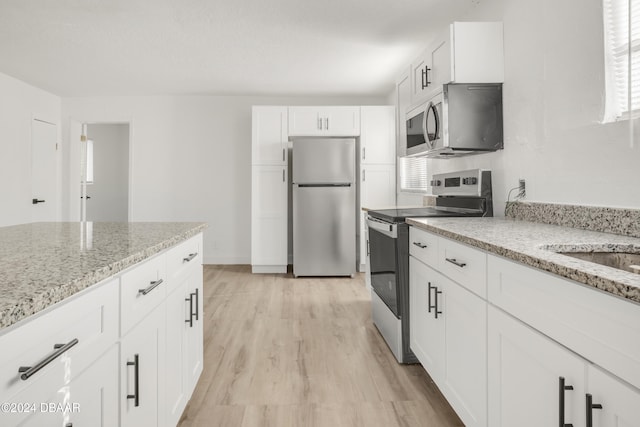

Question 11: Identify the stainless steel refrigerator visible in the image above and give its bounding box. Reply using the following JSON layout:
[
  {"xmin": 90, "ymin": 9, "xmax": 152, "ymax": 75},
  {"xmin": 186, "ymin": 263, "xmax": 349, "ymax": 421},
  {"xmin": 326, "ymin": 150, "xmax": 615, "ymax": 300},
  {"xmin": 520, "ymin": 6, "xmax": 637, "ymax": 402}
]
[{"xmin": 292, "ymin": 138, "xmax": 356, "ymax": 277}]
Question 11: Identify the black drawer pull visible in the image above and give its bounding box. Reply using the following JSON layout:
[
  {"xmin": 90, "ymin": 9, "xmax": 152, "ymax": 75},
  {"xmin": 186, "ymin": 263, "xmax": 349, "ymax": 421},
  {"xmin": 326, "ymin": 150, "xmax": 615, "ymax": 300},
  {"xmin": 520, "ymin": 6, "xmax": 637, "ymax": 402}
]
[
  {"xmin": 183, "ymin": 252, "xmax": 198, "ymax": 262},
  {"xmin": 412, "ymin": 242, "xmax": 427, "ymax": 249},
  {"xmin": 126, "ymin": 354, "xmax": 140, "ymax": 407},
  {"xmin": 138, "ymin": 279, "xmax": 163, "ymax": 295},
  {"xmin": 559, "ymin": 376, "xmax": 574, "ymax": 427},
  {"xmin": 586, "ymin": 394, "xmax": 603, "ymax": 427},
  {"xmin": 434, "ymin": 287, "xmax": 443, "ymax": 319},
  {"xmin": 445, "ymin": 258, "xmax": 467, "ymax": 268},
  {"xmin": 19, "ymin": 338, "xmax": 79, "ymax": 380}
]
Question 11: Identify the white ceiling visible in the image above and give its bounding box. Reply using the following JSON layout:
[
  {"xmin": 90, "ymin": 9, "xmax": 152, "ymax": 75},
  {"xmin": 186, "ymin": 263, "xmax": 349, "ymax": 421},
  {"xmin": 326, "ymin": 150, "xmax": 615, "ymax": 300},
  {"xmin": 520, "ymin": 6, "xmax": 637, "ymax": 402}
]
[{"xmin": 0, "ymin": 0, "xmax": 478, "ymax": 97}]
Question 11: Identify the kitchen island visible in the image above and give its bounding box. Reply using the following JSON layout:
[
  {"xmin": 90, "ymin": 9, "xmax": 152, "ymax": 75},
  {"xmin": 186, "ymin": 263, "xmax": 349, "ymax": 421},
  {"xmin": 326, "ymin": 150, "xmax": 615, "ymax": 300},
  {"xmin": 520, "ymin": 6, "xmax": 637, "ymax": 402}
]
[{"xmin": 0, "ymin": 221, "xmax": 206, "ymax": 427}]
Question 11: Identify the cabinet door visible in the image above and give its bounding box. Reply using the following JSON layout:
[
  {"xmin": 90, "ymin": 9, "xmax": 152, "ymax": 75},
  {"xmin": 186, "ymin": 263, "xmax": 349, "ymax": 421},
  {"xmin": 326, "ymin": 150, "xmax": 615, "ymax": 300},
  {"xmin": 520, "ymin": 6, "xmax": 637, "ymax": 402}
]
[
  {"xmin": 361, "ymin": 106, "xmax": 396, "ymax": 164},
  {"xmin": 8, "ymin": 346, "xmax": 119, "ymax": 427},
  {"xmin": 430, "ymin": 30, "xmax": 452, "ymax": 87},
  {"xmin": 322, "ymin": 106, "xmax": 360, "ymax": 136},
  {"xmin": 251, "ymin": 165, "xmax": 288, "ymax": 272},
  {"xmin": 361, "ymin": 164, "xmax": 395, "ymax": 208},
  {"xmin": 185, "ymin": 264, "xmax": 204, "ymax": 396},
  {"xmin": 288, "ymin": 107, "xmax": 322, "ymax": 136},
  {"xmin": 440, "ymin": 275, "xmax": 486, "ymax": 427},
  {"xmin": 450, "ymin": 22, "xmax": 504, "ymax": 83},
  {"xmin": 411, "ymin": 50, "xmax": 432, "ymax": 101},
  {"xmin": 409, "ymin": 258, "xmax": 445, "ymax": 377},
  {"xmin": 395, "ymin": 68, "xmax": 412, "ymax": 158},
  {"xmin": 121, "ymin": 305, "xmax": 165, "ymax": 427},
  {"xmin": 252, "ymin": 106, "xmax": 288, "ymax": 165},
  {"xmin": 586, "ymin": 366, "xmax": 640, "ymax": 427},
  {"xmin": 488, "ymin": 306, "xmax": 585, "ymax": 427},
  {"xmin": 165, "ymin": 283, "xmax": 188, "ymax": 427}
]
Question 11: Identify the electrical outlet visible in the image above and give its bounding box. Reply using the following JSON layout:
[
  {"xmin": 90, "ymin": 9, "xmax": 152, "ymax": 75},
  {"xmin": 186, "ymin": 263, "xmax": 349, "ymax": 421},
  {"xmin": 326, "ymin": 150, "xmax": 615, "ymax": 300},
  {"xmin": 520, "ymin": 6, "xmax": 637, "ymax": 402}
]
[{"xmin": 518, "ymin": 179, "xmax": 526, "ymax": 199}]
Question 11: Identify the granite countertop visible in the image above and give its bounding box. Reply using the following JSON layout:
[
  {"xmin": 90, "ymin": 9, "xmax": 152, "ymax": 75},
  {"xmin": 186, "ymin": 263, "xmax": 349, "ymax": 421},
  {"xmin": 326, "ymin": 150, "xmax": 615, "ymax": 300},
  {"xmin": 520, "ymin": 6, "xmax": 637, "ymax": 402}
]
[
  {"xmin": 0, "ymin": 222, "xmax": 207, "ymax": 331},
  {"xmin": 406, "ymin": 217, "xmax": 640, "ymax": 304}
]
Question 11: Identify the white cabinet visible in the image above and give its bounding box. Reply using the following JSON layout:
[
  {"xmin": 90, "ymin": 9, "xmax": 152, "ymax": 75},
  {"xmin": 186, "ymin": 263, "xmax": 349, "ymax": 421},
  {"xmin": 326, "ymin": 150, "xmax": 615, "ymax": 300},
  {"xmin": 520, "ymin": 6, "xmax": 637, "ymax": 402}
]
[
  {"xmin": 588, "ymin": 365, "xmax": 640, "ymax": 427},
  {"xmin": 288, "ymin": 106, "xmax": 360, "ymax": 136},
  {"xmin": 411, "ymin": 22, "xmax": 504, "ymax": 103},
  {"xmin": 359, "ymin": 164, "xmax": 395, "ymax": 271},
  {"xmin": 251, "ymin": 165, "xmax": 288, "ymax": 273},
  {"xmin": 488, "ymin": 305, "xmax": 640, "ymax": 427},
  {"xmin": 252, "ymin": 106, "xmax": 289, "ymax": 274},
  {"xmin": 395, "ymin": 67, "xmax": 412, "ymax": 158},
  {"xmin": 121, "ymin": 305, "xmax": 165, "ymax": 427},
  {"xmin": 360, "ymin": 106, "xmax": 396, "ymax": 164},
  {"xmin": 488, "ymin": 305, "xmax": 585, "ymax": 427},
  {"xmin": 409, "ymin": 254, "xmax": 487, "ymax": 427},
  {"xmin": 252, "ymin": 106, "xmax": 288, "ymax": 166}
]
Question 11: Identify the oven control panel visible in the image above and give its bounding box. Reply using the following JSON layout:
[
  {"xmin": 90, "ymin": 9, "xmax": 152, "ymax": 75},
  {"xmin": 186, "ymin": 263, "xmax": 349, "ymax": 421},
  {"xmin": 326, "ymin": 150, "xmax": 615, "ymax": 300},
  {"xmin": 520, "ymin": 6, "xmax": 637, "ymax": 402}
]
[{"xmin": 431, "ymin": 169, "xmax": 491, "ymax": 197}]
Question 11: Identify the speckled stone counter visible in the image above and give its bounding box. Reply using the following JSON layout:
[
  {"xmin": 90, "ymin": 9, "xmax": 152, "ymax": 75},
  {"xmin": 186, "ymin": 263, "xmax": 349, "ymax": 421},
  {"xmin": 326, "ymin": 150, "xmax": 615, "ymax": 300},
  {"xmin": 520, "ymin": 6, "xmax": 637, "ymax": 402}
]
[
  {"xmin": 406, "ymin": 217, "xmax": 640, "ymax": 304},
  {"xmin": 0, "ymin": 222, "xmax": 207, "ymax": 331}
]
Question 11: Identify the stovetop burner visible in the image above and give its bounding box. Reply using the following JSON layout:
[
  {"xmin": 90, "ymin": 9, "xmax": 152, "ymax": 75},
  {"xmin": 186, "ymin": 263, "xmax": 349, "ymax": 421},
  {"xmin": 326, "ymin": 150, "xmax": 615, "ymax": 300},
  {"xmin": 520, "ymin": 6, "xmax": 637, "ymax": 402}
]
[{"xmin": 367, "ymin": 206, "xmax": 482, "ymax": 223}]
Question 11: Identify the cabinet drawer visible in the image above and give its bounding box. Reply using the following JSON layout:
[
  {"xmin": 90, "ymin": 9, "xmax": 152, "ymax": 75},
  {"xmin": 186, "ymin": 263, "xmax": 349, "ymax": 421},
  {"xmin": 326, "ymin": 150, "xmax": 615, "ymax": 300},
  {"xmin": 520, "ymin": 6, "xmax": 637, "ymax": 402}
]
[
  {"xmin": 409, "ymin": 227, "xmax": 439, "ymax": 268},
  {"xmin": 121, "ymin": 254, "xmax": 167, "ymax": 336},
  {"xmin": 488, "ymin": 254, "xmax": 640, "ymax": 390},
  {"xmin": 438, "ymin": 236, "xmax": 487, "ymax": 298},
  {"xmin": 0, "ymin": 279, "xmax": 118, "ymax": 403},
  {"xmin": 166, "ymin": 234, "xmax": 202, "ymax": 287}
]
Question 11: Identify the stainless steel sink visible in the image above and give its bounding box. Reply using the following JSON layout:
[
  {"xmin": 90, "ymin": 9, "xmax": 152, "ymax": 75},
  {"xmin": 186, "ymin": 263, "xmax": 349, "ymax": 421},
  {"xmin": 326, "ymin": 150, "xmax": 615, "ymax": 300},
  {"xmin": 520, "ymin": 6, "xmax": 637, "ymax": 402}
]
[{"xmin": 557, "ymin": 251, "xmax": 640, "ymax": 274}]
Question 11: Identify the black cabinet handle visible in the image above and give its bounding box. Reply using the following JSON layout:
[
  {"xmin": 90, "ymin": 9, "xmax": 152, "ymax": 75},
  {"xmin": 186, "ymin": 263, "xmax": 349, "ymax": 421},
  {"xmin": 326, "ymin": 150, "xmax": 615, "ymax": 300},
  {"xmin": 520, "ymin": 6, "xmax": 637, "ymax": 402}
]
[
  {"xmin": 422, "ymin": 67, "xmax": 431, "ymax": 89},
  {"xmin": 445, "ymin": 258, "xmax": 467, "ymax": 268},
  {"xmin": 412, "ymin": 242, "xmax": 427, "ymax": 249},
  {"xmin": 18, "ymin": 338, "xmax": 79, "ymax": 380},
  {"xmin": 185, "ymin": 288, "xmax": 199, "ymax": 327},
  {"xmin": 183, "ymin": 252, "xmax": 198, "ymax": 262},
  {"xmin": 559, "ymin": 377, "xmax": 574, "ymax": 427},
  {"xmin": 32, "ymin": 198, "xmax": 46, "ymax": 204},
  {"xmin": 194, "ymin": 288, "xmax": 199, "ymax": 321},
  {"xmin": 434, "ymin": 287, "xmax": 443, "ymax": 319},
  {"xmin": 427, "ymin": 282, "xmax": 434, "ymax": 313},
  {"xmin": 586, "ymin": 394, "xmax": 603, "ymax": 427},
  {"xmin": 126, "ymin": 354, "xmax": 140, "ymax": 407},
  {"xmin": 138, "ymin": 279, "xmax": 163, "ymax": 295}
]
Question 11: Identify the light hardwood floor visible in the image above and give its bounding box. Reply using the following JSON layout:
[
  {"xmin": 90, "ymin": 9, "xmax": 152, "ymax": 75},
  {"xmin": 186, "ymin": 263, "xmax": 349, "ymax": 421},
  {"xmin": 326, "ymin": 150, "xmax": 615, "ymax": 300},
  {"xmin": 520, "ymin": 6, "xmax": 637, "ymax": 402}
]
[{"xmin": 178, "ymin": 265, "xmax": 463, "ymax": 427}]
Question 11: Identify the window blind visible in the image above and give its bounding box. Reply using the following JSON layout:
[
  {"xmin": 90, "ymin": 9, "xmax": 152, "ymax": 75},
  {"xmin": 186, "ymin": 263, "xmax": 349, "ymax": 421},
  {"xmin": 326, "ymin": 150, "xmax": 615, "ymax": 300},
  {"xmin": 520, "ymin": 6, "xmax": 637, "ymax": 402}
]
[
  {"xmin": 399, "ymin": 156, "xmax": 428, "ymax": 192},
  {"xmin": 603, "ymin": 0, "xmax": 640, "ymax": 121}
]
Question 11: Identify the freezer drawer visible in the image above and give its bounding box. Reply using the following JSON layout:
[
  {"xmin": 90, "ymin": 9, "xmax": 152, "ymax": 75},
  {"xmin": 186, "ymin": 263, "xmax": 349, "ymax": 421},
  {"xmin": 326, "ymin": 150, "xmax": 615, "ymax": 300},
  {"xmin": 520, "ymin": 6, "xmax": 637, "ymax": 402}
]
[{"xmin": 293, "ymin": 185, "xmax": 356, "ymax": 276}]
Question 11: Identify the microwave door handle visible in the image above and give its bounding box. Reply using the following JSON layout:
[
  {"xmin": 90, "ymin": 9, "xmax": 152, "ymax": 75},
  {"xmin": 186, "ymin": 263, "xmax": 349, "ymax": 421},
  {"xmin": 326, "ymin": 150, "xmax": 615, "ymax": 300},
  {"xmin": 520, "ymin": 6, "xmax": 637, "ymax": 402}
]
[{"xmin": 423, "ymin": 102, "xmax": 435, "ymax": 149}]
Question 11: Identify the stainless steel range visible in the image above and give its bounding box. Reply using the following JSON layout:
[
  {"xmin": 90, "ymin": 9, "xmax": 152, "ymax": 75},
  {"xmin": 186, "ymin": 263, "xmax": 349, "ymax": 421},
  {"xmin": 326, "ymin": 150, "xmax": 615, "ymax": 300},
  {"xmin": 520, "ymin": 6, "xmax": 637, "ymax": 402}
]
[{"xmin": 366, "ymin": 169, "xmax": 493, "ymax": 363}]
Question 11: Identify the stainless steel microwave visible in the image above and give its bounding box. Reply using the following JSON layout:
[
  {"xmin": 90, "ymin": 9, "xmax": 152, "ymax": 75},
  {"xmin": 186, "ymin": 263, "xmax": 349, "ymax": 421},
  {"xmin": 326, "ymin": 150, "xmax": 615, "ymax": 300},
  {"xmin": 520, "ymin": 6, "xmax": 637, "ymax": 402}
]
[{"xmin": 405, "ymin": 83, "xmax": 503, "ymax": 158}]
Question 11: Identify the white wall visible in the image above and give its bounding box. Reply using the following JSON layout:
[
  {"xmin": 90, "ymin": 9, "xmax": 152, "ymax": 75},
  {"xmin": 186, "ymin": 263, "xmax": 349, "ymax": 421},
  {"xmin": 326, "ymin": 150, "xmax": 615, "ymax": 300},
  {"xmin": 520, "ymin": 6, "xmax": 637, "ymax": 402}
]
[
  {"xmin": 62, "ymin": 95, "xmax": 385, "ymax": 264},
  {"xmin": 0, "ymin": 72, "xmax": 61, "ymax": 227},
  {"xmin": 86, "ymin": 123, "xmax": 129, "ymax": 222},
  {"xmin": 397, "ymin": 0, "xmax": 640, "ymax": 211}
]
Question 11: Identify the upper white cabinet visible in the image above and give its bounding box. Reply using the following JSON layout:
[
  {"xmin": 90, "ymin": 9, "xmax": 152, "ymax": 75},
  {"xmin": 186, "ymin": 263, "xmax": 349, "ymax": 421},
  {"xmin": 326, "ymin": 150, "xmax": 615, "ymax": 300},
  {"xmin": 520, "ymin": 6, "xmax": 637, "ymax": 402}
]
[
  {"xmin": 360, "ymin": 106, "xmax": 396, "ymax": 164},
  {"xmin": 288, "ymin": 106, "xmax": 360, "ymax": 136},
  {"xmin": 411, "ymin": 22, "xmax": 504, "ymax": 103},
  {"xmin": 252, "ymin": 106, "xmax": 288, "ymax": 165}
]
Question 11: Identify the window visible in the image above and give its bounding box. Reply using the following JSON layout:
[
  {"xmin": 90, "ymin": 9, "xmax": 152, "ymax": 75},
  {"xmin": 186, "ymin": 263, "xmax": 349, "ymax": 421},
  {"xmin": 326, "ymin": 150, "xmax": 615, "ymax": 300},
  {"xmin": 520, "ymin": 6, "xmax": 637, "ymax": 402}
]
[
  {"xmin": 399, "ymin": 156, "xmax": 428, "ymax": 192},
  {"xmin": 603, "ymin": 0, "xmax": 640, "ymax": 121}
]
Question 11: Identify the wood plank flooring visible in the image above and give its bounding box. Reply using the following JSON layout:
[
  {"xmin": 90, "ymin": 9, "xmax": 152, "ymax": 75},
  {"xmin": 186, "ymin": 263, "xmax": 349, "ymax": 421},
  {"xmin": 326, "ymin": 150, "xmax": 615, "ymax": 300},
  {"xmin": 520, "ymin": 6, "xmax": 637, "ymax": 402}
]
[{"xmin": 178, "ymin": 265, "xmax": 463, "ymax": 427}]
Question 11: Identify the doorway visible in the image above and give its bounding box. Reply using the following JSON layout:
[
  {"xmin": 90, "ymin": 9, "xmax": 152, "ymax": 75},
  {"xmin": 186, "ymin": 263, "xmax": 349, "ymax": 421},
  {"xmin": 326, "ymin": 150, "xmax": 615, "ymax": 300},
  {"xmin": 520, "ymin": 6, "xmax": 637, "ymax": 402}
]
[
  {"xmin": 83, "ymin": 123, "xmax": 130, "ymax": 222},
  {"xmin": 31, "ymin": 118, "xmax": 58, "ymax": 222}
]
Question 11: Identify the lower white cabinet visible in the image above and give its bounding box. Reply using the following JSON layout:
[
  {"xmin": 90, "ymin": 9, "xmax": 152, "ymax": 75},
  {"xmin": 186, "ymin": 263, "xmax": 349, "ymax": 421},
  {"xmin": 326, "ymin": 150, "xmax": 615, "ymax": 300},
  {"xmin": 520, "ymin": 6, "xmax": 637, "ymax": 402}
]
[
  {"xmin": 251, "ymin": 165, "xmax": 288, "ymax": 273},
  {"xmin": 121, "ymin": 304, "xmax": 165, "ymax": 427},
  {"xmin": 409, "ymin": 255, "xmax": 487, "ymax": 427},
  {"xmin": 488, "ymin": 304, "xmax": 640, "ymax": 427}
]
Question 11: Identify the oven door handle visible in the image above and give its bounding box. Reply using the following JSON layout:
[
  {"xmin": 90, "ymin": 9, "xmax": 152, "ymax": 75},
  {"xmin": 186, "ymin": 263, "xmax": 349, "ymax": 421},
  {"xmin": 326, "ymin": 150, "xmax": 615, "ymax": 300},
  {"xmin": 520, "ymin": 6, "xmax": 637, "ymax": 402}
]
[{"xmin": 366, "ymin": 217, "xmax": 397, "ymax": 238}]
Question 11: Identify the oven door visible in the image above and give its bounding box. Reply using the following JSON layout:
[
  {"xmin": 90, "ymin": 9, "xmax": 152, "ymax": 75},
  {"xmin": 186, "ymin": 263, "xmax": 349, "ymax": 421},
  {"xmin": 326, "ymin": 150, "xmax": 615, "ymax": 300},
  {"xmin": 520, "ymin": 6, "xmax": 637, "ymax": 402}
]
[{"xmin": 366, "ymin": 217, "xmax": 400, "ymax": 318}]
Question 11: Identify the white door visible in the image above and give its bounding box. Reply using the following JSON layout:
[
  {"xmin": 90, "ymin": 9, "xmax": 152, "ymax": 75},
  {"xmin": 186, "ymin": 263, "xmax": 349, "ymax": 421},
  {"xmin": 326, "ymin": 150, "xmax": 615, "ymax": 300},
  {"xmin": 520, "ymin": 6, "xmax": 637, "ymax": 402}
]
[
  {"xmin": 185, "ymin": 266, "xmax": 204, "ymax": 394},
  {"xmin": 31, "ymin": 119, "xmax": 57, "ymax": 222},
  {"xmin": 587, "ymin": 365, "xmax": 640, "ymax": 427},
  {"xmin": 487, "ymin": 306, "xmax": 585, "ymax": 427},
  {"xmin": 321, "ymin": 106, "xmax": 360, "ymax": 136},
  {"xmin": 361, "ymin": 106, "xmax": 396, "ymax": 164},
  {"xmin": 251, "ymin": 165, "xmax": 288, "ymax": 271},
  {"xmin": 441, "ymin": 277, "xmax": 487, "ymax": 427},
  {"xmin": 252, "ymin": 106, "xmax": 288, "ymax": 165},
  {"xmin": 165, "ymin": 283, "xmax": 188, "ymax": 427},
  {"xmin": 361, "ymin": 164, "xmax": 395, "ymax": 209}
]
